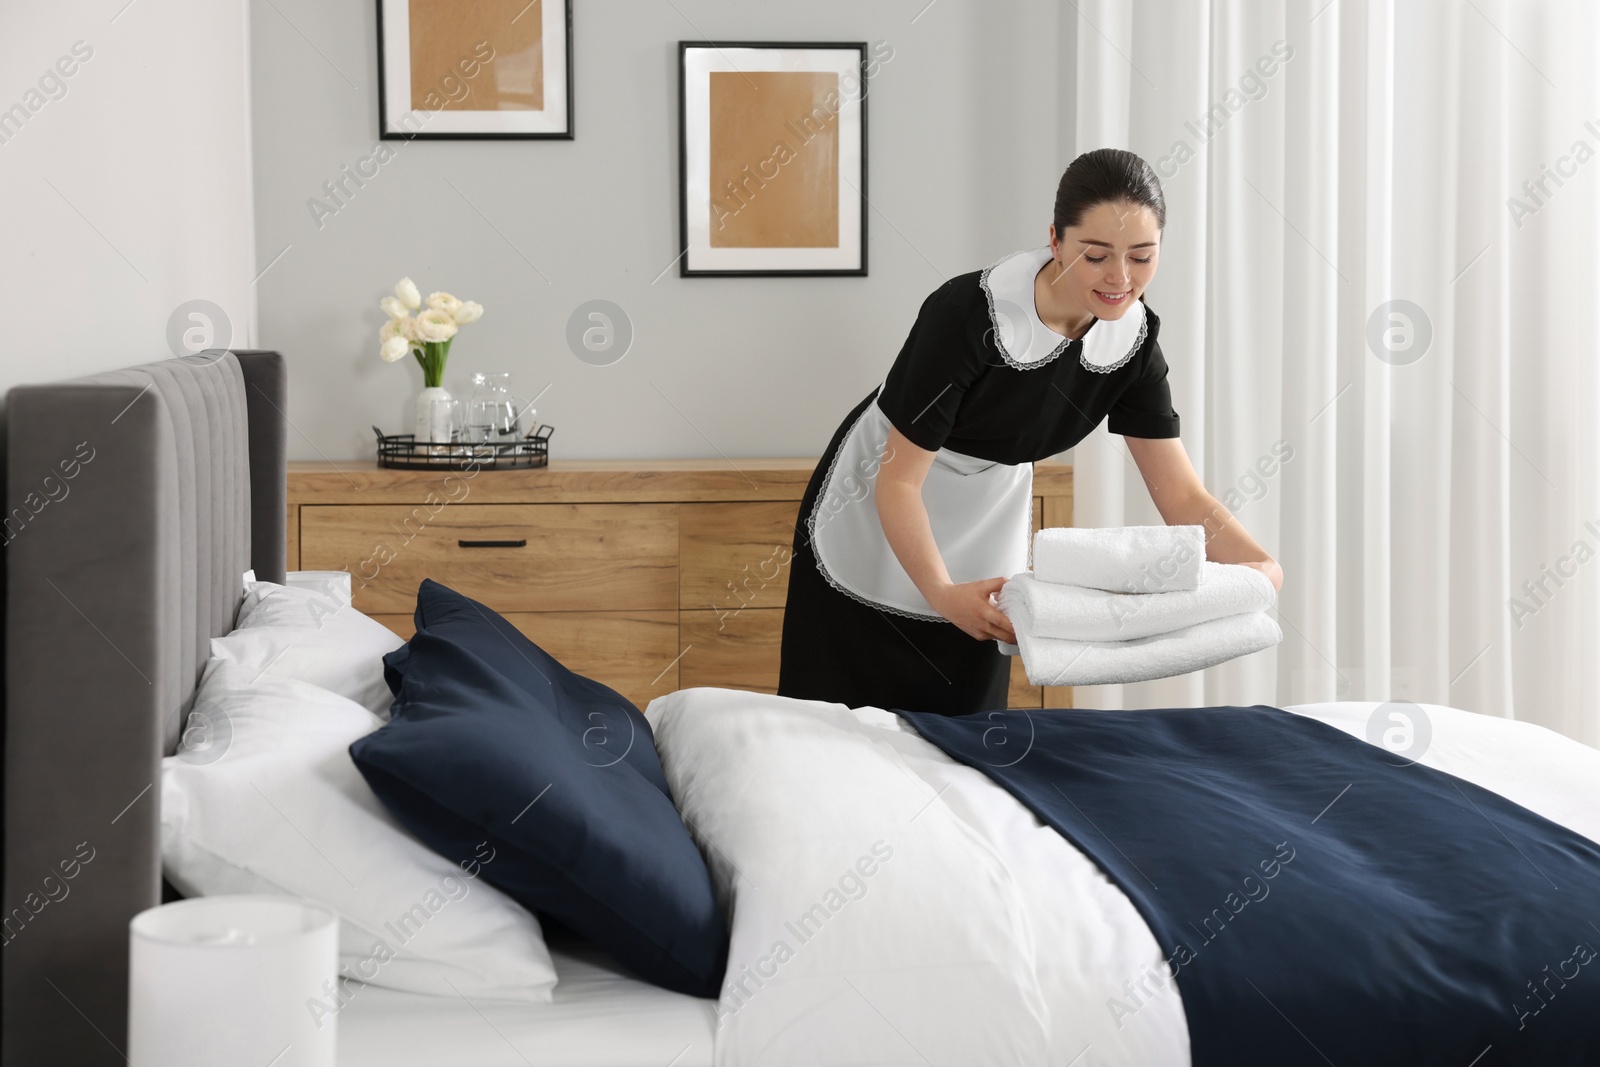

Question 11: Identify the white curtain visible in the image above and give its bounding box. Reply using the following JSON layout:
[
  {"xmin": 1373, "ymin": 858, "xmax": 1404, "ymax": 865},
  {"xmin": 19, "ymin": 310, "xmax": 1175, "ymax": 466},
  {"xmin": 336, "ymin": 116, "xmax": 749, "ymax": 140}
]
[{"xmin": 1063, "ymin": 0, "xmax": 1600, "ymax": 747}]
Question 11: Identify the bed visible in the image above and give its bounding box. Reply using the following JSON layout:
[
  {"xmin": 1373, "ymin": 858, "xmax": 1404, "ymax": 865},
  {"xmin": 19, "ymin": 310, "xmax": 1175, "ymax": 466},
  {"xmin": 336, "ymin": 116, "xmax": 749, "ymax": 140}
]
[
  {"xmin": 337, "ymin": 930, "xmax": 716, "ymax": 1066},
  {"xmin": 6, "ymin": 352, "xmax": 1600, "ymax": 1066}
]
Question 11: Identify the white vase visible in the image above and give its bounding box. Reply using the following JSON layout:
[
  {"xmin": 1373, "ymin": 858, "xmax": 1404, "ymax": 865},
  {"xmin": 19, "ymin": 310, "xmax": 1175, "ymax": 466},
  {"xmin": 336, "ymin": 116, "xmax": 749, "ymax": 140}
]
[{"xmin": 413, "ymin": 385, "xmax": 453, "ymax": 444}]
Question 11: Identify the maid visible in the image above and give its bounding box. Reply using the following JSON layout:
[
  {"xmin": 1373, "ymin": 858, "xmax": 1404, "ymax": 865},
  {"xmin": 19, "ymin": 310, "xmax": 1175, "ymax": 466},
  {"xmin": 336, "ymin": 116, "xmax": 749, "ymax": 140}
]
[{"xmin": 777, "ymin": 148, "xmax": 1283, "ymax": 715}]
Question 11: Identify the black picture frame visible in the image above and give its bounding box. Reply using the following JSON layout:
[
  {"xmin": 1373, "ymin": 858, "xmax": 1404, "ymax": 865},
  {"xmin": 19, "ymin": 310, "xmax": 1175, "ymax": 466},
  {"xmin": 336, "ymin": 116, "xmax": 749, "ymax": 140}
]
[
  {"xmin": 678, "ymin": 41, "xmax": 869, "ymax": 277},
  {"xmin": 376, "ymin": 0, "xmax": 575, "ymax": 141}
]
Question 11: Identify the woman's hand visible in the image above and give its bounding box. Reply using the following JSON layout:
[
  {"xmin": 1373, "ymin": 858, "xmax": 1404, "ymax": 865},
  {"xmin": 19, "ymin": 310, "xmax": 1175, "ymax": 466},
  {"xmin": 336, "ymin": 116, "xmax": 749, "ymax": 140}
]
[
  {"xmin": 877, "ymin": 426, "xmax": 1017, "ymax": 644},
  {"xmin": 928, "ymin": 578, "xmax": 1018, "ymax": 644}
]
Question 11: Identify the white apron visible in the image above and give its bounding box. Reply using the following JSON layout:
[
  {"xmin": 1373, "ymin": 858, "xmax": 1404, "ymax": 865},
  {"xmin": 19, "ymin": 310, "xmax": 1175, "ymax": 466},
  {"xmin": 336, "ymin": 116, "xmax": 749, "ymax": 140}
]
[{"xmin": 807, "ymin": 398, "xmax": 1033, "ymax": 620}]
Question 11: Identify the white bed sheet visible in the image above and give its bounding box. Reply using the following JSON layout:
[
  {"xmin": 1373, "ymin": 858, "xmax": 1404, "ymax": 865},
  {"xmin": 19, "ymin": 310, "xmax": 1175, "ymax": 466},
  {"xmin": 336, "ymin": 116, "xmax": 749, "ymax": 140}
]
[{"xmin": 337, "ymin": 932, "xmax": 717, "ymax": 1067}]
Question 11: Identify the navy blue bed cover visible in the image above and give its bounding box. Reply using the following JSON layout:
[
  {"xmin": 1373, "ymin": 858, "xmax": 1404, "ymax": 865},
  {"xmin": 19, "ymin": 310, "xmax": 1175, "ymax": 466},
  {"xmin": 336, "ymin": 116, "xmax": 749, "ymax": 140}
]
[{"xmin": 900, "ymin": 705, "xmax": 1600, "ymax": 1067}]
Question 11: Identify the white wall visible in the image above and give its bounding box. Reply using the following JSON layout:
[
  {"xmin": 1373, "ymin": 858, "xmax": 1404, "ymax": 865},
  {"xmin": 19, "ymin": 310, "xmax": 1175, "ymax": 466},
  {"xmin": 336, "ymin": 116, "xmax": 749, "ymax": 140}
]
[
  {"xmin": 0, "ymin": 0, "xmax": 257, "ymax": 390},
  {"xmin": 250, "ymin": 0, "xmax": 1071, "ymax": 461}
]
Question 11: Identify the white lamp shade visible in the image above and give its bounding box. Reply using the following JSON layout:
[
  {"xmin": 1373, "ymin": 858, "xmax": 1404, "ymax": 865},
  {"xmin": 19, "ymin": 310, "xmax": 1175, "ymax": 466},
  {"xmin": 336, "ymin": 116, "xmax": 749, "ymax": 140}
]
[{"xmin": 129, "ymin": 895, "xmax": 339, "ymax": 1067}]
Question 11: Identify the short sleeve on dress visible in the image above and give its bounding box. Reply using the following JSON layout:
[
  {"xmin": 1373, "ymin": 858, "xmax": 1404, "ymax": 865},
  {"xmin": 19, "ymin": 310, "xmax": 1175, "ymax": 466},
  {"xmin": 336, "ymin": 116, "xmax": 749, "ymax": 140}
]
[
  {"xmin": 875, "ymin": 282, "xmax": 985, "ymax": 453},
  {"xmin": 1106, "ymin": 334, "xmax": 1181, "ymax": 439}
]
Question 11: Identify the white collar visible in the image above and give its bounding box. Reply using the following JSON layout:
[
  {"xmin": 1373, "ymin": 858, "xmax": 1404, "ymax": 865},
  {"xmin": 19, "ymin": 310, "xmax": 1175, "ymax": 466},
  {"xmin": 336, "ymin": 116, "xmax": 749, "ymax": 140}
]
[{"xmin": 979, "ymin": 247, "xmax": 1148, "ymax": 372}]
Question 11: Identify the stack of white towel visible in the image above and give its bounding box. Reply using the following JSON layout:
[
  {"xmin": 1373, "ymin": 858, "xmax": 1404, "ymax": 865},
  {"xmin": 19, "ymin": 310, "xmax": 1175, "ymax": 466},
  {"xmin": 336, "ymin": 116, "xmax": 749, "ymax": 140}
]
[{"xmin": 998, "ymin": 525, "xmax": 1281, "ymax": 686}]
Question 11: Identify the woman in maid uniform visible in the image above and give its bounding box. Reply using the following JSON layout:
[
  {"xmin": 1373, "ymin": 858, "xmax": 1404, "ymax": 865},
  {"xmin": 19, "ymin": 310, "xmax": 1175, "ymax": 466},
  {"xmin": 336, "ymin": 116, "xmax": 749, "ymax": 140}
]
[{"xmin": 777, "ymin": 148, "xmax": 1283, "ymax": 715}]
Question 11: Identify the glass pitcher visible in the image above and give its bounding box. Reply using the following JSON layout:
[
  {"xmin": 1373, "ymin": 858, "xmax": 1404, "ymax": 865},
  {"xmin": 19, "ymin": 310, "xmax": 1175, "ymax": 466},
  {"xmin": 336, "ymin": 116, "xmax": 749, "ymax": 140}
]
[{"xmin": 465, "ymin": 371, "xmax": 521, "ymax": 442}]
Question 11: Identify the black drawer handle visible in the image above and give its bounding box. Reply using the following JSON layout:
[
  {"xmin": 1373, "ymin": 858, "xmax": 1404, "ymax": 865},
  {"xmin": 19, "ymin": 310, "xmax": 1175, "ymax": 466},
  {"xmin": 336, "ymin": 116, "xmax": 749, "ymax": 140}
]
[{"xmin": 457, "ymin": 538, "xmax": 528, "ymax": 548}]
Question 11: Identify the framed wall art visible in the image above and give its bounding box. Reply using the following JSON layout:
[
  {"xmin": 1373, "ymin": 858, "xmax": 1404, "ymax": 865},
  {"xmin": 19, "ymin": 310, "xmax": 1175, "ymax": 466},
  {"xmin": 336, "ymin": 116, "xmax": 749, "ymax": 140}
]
[
  {"xmin": 377, "ymin": 0, "xmax": 574, "ymax": 140},
  {"xmin": 679, "ymin": 42, "xmax": 869, "ymax": 277}
]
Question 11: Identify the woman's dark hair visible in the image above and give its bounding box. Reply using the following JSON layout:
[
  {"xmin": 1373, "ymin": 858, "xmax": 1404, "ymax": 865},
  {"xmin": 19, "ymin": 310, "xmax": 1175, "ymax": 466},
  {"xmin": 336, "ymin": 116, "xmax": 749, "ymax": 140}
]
[{"xmin": 1052, "ymin": 148, "xmax": 1166, "ymax": 234}]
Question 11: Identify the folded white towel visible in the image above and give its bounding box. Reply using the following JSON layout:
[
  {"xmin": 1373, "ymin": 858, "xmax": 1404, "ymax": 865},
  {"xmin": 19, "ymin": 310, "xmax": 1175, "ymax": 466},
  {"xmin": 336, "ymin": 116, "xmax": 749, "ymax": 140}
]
[
  {"xmin": 1000, "ymin": 595, "xmax": 1282, "ymax": 686},
  {"xmin": 1001, "ymin": 563, "xmax": 1275, "ymax": 642},
  {"xmin": 1033, "ymin": 525, "xmax": 1206, "ymax": 593}
]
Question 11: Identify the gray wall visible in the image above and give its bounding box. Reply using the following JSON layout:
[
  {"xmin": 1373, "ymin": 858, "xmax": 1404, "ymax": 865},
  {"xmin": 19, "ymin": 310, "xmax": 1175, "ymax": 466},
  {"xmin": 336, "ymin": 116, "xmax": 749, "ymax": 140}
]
[
  {"xmin": 0, "ymin": 0, "xmax": 256, "ymax": 392},
  {"xmin": 252, "ymin": 0, "xmax": 1073, "ymax": 461}
]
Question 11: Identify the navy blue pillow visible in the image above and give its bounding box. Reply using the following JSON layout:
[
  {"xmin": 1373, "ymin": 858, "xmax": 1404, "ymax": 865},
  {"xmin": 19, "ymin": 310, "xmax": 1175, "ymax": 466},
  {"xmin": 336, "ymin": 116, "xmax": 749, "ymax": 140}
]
[
  {"xmin": 377, "ymin": 582, "xmax": 671, "ymax": 798},
  {"xmin": 350, "ymin": 579, "xmax": 728, "ymax": 997}
]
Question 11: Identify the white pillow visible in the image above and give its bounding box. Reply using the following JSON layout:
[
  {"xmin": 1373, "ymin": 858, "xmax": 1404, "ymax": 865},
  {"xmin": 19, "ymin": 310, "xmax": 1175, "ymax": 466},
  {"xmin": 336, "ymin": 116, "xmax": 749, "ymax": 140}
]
[
  {"xmin": 212, "ymin": 580, "xmax": 402, "ymax": 718},
  {"xmin": 163, "ymin": 658, "xmax": 559, "ymax": 1003}
]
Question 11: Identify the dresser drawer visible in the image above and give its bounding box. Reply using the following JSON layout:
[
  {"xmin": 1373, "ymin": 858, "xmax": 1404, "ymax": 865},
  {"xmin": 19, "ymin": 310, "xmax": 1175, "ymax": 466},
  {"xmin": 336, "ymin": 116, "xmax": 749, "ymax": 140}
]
[
  {"xmin": 373, "ymin": 610, "xmax": 681, "ymax": 710},
  {"xmin": 680, "ymin": 502, "xmax": 800, "ymax": 612},
  {"xmin": 680, "ymin": 607, "xmax": 784, "ymax": 694},
  {"xmin": 301, "ymin": 503, "xmax": 678, "ymax": 615}
]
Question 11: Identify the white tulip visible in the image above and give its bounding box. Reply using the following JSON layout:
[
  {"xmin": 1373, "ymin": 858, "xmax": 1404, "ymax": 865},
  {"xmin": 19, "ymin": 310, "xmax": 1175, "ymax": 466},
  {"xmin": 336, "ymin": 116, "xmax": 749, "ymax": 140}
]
[
  {"xmin": 427, "ymin": 291, "xmax": 463, "ymax": 315},
  {"xmin": 395, "ymin": 277, "xmax": 422, "ymax": 310},
  {"xmin": 379, "ymin": 318, "xmax": 403, "ymax": 343},
  {"xmin": 380, "ymin": 336, "xmax": 410, "ymax": 362},
  {"xmin": 452, "ymin": 300, "xmax": 484, "ymax": 325},
  {"xmin": 380, "ymin": 295, "xmax": 408, "ymax": 319},
  {"xmin": 399, "ymin": 316, "xmax": 418, "ymax": 342},
  {"xmin": 413, "ymin": 308, "xmax": 459, "ymax": 343}
]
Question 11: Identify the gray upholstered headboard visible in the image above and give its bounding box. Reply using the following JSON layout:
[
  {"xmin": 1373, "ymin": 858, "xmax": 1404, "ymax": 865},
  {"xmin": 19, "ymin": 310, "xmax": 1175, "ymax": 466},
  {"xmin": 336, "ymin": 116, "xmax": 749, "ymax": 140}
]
[{"xmin": 1, "ymin": 350, "xmax": 287, "ymax": 1064}]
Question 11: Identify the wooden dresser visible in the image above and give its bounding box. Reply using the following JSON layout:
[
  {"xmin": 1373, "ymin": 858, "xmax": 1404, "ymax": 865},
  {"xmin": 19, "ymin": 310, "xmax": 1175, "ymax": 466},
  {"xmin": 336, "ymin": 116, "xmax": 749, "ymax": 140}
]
[{"xmin": 288, "ymin": 459, "xmax": 1073, "ymax": 710}]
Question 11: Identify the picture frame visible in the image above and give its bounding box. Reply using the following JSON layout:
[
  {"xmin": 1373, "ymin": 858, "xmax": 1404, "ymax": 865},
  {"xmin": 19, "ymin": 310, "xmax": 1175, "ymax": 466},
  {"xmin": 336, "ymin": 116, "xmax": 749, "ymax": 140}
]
[
  {"xmin": 376, "ymin": 0, "xmax": 574, "ymax": 141},
  {"xmin": 679, "ymin": 41, "xmax": 869, "ymax": 277}
]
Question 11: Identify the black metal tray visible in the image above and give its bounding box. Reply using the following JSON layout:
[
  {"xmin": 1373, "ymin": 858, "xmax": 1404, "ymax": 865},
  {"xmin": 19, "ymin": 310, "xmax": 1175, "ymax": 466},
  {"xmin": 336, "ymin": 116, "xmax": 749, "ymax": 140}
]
[{"xmin": 373, "ymin": 424, "xmax": 554, "ymax": 470}]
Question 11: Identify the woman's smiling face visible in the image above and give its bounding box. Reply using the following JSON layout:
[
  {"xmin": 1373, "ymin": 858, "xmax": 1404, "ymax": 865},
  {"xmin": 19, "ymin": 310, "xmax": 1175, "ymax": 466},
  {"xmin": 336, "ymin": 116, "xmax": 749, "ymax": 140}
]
[{"xmin": 1048, "ymin": 200, "xmax": 1161, "ymax": 322}]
